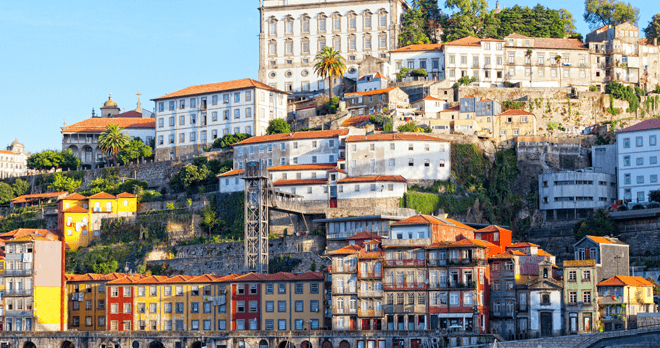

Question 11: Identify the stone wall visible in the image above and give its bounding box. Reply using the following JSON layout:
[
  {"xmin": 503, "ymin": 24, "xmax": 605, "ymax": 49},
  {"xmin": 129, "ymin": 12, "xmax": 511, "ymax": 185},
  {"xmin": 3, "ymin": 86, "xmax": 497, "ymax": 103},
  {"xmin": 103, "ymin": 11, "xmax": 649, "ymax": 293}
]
[{"xmin": 78, "ymin": 160, "xmax": 186, "ymax": 190}]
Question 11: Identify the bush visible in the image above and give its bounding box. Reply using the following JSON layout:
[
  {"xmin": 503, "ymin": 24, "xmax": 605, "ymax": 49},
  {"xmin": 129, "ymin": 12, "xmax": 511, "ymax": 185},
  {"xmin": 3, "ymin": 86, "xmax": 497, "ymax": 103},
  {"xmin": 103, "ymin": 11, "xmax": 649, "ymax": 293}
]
[
  {"xmin": 266, "ymin": 119, "xmax": 291, "ymax": 135},
  {"xmin": 606, "ymin": 81, "xmax": 640, "ymax": 112},
  {"xmin": 589, "ymin": 85, "xmax": 598, "ymax": 92},
  {"xmin": 502, "ymin": 101, "xmax": 525, "ymax": 110},
  {"xmin": 452, "ymin": 76, "xmax": 477, "ymax": 88},
  {"xmin": 211, "ymin": 133, "xmax": 251, "ymax": 149},
  {"xmin": 397, "ymin": 122, "xmax": 417, "ymax": 132},
  {"xmin": 573, "ymin": 209, "xmax": 618, "ymax": 239},
  {"xmin": 328, "ymin": 96, "xmax": 340, "ymax": 113},
  {"xmin": 396, "ymin": 67, "xmax": 411, "ymax": 80},
  {"xmin": 48, "ymin": 173, "xmax": 82, "ymax": 193},
  {"xmin": 410, "ymin": 68, "xmax": 428, "ymax": 77},
  {"xmin": 649, "ymin": 190, "xmax": 660, "ymax": 203}
]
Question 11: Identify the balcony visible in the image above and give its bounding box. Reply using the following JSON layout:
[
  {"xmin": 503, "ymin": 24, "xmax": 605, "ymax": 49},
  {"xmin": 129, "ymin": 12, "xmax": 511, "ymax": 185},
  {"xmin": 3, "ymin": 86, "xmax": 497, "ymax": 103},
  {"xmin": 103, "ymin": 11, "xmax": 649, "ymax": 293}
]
[
  {"xmin": 331, "ymin": 265, "xmax": 357, "ymax": 274},
  {"xmin": 383, "ymin": 283, "xmax": 426, "ymax": 290},
  {"xmin": 5, "ymin": 269, "xmax": 33, "ymax": 276},
  {"xmin": 358, "ymin": 270, "xmax": 382, "ymax": 279},
  {"xmin": 4, "ymin": 310, "xmax": 32, "ymax": 317},
  {"xmin": 383, "ymin": 259, "xmax": 426, "ymax": 267},
  {"xmin": 333, "ymin": 287, "xmax": 357, "ymax": 295},
  {"xmin": 358, "ymin": 309, "xmax": 384, "ymax": 317},
  {"xmin": 599, "ymin": 296, "xmax": 623, "ymax": 305},
  {"xmin": 383, "ymin": 304, "xmax": 426, "ymax": 314},
  {"xmin": 358, "ymin": 290, "xmax": 384, "ymax": 298},
  {"xmin": 5, "ymin": 289, "xmax": 33, "ymax": 296},
  {"xmin": 333, "ymin": 307, "xmax": 357, "ymax": 315},
  {"xmin": 427, "ymin": 282, "xmax": 476, "ymax": 290},
  {"xmin": 427, "ymin": 259, "xmax": 447, "ymax": 267},
  {"xmin": 382, "ymin": 238, "xmax": 430, "ymax": 248}
]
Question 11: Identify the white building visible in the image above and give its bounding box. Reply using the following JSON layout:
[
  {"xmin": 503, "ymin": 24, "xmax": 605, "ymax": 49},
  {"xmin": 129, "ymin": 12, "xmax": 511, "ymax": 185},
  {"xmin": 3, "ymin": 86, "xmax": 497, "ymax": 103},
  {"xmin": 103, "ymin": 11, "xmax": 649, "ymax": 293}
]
[
  {"xmin": 389, "ymin": 43, "xmax": 444, "ymax": 80},
  {"xmin": 616, "ymin": 119, "xmax": 660, "ymax": 205},
  {"xmin": 411, "ymin": 95, "xmax": 449, "ymax": 118},
  {"xmin": 345, "ymin": 134, "xmax": 451, "ymax": 182},
  {"xmin": 356, "ymin": 72, "xmax": 388, "ymax": 92},
  {"xmin": 257, "ymin": 0, "xmax": 409, "ymax": 94},
  {"xmin": 151, "ymin": 78, "xmax": 288, "ymax": 161},
  {"xmin": 527, "ymin": 260, "xmax": 563, "ymax": 337},
  {"xmin": 441, "ymin": 36, "xmax": 506, "ymax": 87},
  {"xmin": 0, "ymin": 140, "xmax": 28, "ymax": 179}
]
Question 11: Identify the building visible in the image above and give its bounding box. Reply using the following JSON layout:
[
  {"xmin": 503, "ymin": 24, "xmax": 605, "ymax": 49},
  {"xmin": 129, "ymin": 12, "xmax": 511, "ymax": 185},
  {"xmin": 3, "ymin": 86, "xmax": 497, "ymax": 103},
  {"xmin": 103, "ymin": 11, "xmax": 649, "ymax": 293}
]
[
  {"xmin": 562, "ymin": 260, "xmax": 598, "ymax": 335},
  {"xmin": 327, "ymin": 244, "xmax": 360, "ymax": 330},
  {"xmin": 573, "ymin": 235, "xmax": 629, "ymax": 284},
  {"xmin": 314, "ymin": 213, "xmax": 412, "ymax": 251},
  {"xmin": 105, "ymin": 275, "xmax": 149, "ymax": 331},
  {"xmin": 257, "ymin": 0, "xmax": 410, "ymax": 94},
  {"xmin": 152, "ymin": 79, "xmax": 288, "ymax": 161},
  {"xmin": 57, "ymin": 192, "xmax": 138, "ymax": 250},
  {"xmin": 597, "ymin": 275, "xmax": 655, "ymax": 331},
  {"xmin": 345, "ymin": 87, "xmax": 409, "ymax": 116},
  {"xmin": 10, "ymin": 192, "xmax": 68, "ymax": 209},
  {"xmin": 356, "ymin": 72, "xmax": 389, "ymax": 92},
  {"xmin": 494, "ymin": 109, "xmax": 536, "ymax": 145},
  {"xmin": 592, "ymin": 144, "xmax": 617, "ymax": 176},
  {"xmin": 389, "ymin": 43, "xmax": 444, "ymax": 80},
  {"xmin": 62, "ymin": 96, "xmax": 155, "ymax": 169},
  {"xmin": 0, "ymin": 140, "xmax": 28, "ymax": 179},
  {"xmin": 442, "ymin": 37, "xmax": 506, "ymax": 87},
  {"xmin": 525, "ymin": 260, "xmax": 563, "ymax": 337},
  {"xmin": 3, "ymin": 231, "xmax": 65, "ymax": 331},
  {"xmin": 259, "ymin": 272, "xmax": 325, "ymax": 331},
  {"xmin": 616, "ymin": 119, "xmax": 660, "ymax": 205},
  {"xmin": 538, "ymin": 168, "xmax": 617, "ymax": 221},
  {"xmin": 411, "ymin": 96, "xmax": 449, "ymax": 119},
  {"xmin": 65, "ymin": 273, "xmax": 129, "ymax": 331}
]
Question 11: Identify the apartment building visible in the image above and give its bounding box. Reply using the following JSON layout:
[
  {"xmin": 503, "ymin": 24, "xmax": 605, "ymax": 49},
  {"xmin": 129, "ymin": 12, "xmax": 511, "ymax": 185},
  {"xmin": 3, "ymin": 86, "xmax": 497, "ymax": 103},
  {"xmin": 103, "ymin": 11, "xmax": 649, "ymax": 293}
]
[
  {"xmin": 597, "ymin": 275, "xmax": 655, "ymax": 331},
  {"xmin": 356, "ymin": 72, "xmax": 389, "ymax": 92},
  {"xmin": 3, "ymin": 232, "xmax": 65, "ymax": 331},
  {"xmin": 106, "ymin": 275, "xmax": 148, "ymax": 331},
  {"xmin": 327, "ymin": 244, "xmax": 360, "ymax": 330},
  {"xmin": 563, "ymin": 260, "xmax": 598, "ymax": 335},
  {"xmin": 152, "ymin": 79, "xmax": 288, "ymax": 161},
  {"xmin": 345, "ymin": 88, "xmax": 409, "ymax": 116},
  {"xmin": 411, "ymin": 95, "xmax": 449, "ymax": 119},
  {"xmin": 616, "ymin": 119, "xmax": 660, "ymax": 204},
  {"xmin": 58, "ymin": 192, "xmax": 138, "ymax": 250},
  {"xmin": 0, "ymin": 140, "xmax": 28, "ymax": 179},
  {"xmin": 10, "ymin": 191, "xmax": 68, "ymax": 209},
  {"xmin": 257, "ymin": 0, "xmax": 410, "ymax": 94},
  {"xmin": 260, "ymin": 272, "xmax": 325, "ymax": 331},
  {"xmin": 573, "ymin": 235, "xmax": 629, "ymax": 284},
  {"xmin": 390, "ymin": 44, "xmax": 444, "ymax": 80},
  {"xmin": 65, "ymin": 273, "xmax": 129, "ymax": 331},
  {"xmin": 443, "ymin": 37, "xmax": 506, "ymax": 87}
]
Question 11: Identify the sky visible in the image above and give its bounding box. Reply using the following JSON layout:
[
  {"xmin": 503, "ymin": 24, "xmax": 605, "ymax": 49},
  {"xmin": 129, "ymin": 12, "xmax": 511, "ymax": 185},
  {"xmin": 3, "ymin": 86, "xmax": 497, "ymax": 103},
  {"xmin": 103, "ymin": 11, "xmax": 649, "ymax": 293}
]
[{"xmin": 0, "ymin": 0, "xmax": 658, "ymax": 153}]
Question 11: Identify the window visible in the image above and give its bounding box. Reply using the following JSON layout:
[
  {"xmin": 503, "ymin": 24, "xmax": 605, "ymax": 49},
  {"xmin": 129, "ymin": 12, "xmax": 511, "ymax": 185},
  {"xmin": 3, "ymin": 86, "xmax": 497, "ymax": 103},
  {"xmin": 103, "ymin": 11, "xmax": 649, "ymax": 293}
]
[
  {"xmin": 278, "ymin": 300, "xmax": 287, "ymax": 312},
  {"xmin": 638, "ymin": 176, "xmax": 644, "ymax": 184},
  {"xmin": 637, "ymin": 136, "xmax": 644, "ymax": 147},
  {"xmin": 637, "ymin": 157, "xmax": 644, "ymax": 166},
  {"xmin": 249, "ymin": 300, "xmax": 258, "ymax": 312},
  {"xmin": 295, "ymin": 300, "xmax": 303, "ymax": 312},
  {"xmin": 651, "ymin": 135, "xmax": 657, "ymax": 146}
]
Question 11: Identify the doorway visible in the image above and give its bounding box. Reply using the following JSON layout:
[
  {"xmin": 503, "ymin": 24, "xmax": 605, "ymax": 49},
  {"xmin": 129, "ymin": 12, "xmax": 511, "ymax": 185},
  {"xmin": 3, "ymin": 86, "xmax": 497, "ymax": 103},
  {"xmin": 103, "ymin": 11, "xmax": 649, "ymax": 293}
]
[{"xmin": 540, "ymin": 312, "xmax": 553, "ymax": 337}]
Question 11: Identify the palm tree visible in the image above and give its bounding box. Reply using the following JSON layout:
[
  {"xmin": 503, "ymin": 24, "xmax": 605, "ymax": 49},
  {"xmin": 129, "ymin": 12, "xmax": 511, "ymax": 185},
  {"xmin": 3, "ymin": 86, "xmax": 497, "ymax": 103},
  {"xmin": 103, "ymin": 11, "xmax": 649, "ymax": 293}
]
[
  {"xmin": 313, "ymin": 46, "xmax": 346, "ymax": 99},
  {"xmin": 98, "ymin": 124, "xmax": 130, "ymax": 165},
  {"xmin": 526, "ymin": 49, "xmax": 533, "ymax": 86},
  {"xmin": 555, "ymin": 55, "xmax": 563, "ymax": 88}
]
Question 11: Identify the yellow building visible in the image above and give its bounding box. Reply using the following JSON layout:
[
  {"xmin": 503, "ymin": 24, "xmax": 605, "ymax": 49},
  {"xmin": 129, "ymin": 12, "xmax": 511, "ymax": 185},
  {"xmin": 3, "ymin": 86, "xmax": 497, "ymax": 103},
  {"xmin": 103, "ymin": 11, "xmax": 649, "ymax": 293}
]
[
  {"xmin": 260, "ymin": 272, "xmax": 325, "ymax": 331},
  {"xmin": 65, "ymin": 273, "xmax": 129, "ymax": 331},
  {"xmin": 597, "ymin": 275, "xmax": 656, "ymax": 331},
  {"xmin": 58, "ymin": 192, "xmax": 138, "ymax": 250}
]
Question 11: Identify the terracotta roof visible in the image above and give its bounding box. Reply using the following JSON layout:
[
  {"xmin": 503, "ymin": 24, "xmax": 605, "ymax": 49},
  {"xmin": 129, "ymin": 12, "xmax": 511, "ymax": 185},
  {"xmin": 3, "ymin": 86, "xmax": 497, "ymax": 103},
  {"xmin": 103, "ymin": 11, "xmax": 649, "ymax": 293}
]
[
  {"xmin": 10, "ymin": 233, "xmax": 61, "ymax": 242},
  {"xmin": 328, "ymin": 167, "xmax": 347, "ymax": 174},
  {"xmin": 598, "ymin": 275, "xmax": 654, "ymax": 287},
  {"xmin": 62, "ymin": 117, "xmax": 154, "ymax": 133},
  {"xmin": 537, "ymin": 249, "xmax": 553, "ymax": 257},
  {"xmin": 63, "ymin": 206, "xmax": 90, "ymax": 213},
  {"xmin": 267, "ymin": 163, "xmax": 337, "ymax": 172},
  {"xmin": 563, "ymin": 260, "xmax": 596, "ymax": 267},
  {"xmin": 107, "ymin": 275, "xmax": 148, "ymax": 285},
  {"xmin": 359, "ymin": 249, "xmax": 384, "ymax": 259},
  {"xmin": 0, "ymin": 228, "xmax": 58, "ymax": 240},
  {"xmin": 327, "ymin": 244, "xmax": 363, "ymax": 255},
  {"xmin": 347, "ymin": 232, "xmax": 383, "ymax": 241},
  {"xmin": 10, "ymin": 191, "xmax": 68, "ymax": 203},
  {"xmin": 533, "ymin": 38, "xmax": 586, "ymax": 50},
  {"xmin": 506, "ymin": 33, "xmax": 529, "ymax": 39},
  {"xmin": 346, "ymin": 134, "xmax": 448, "ymax": 142},
  {"xmin": 345, "ymin": 88, "xmax": 396, "ymax": 97},
  {"xmin": 88, "ymin": 192, "xmax": 116, "ymax": 199},
  {"xmin": 218, "ymin": 169, "xmax": 244, "ymax": 177},
  {"xmin": 416, "ymin": 95, "xmax": 445, "ymax": 102},
  {"xmin": 619, "ymin": 119, "xmax": 660, "ymax": 133},
  {"xmin": 476, "ymin": 225, "xmax": 512, "ymax": 234},
  {"xmin": 233, "ymin": 129, "xmax": 349, "ymax": 146},
  {"xmin": 426, "ymin": 241, "xmax": 453, "ymax": 249},
  {"xmin": 113, "ymin": 110, "xmax": 142, "ymax": 118},
  {"xmin": 66, "ymin": 273, "xmax": 130, "ymax": 282},
  {"xmin": 390, "ymin": 43, "xmax": 443, "ymax": 52},
  {"xmin": 392, "ymin": 214, "xmax": 474, "ymax": 230},
  {"xmin": 444, "ymin": 36, "xmax": 503, "ymax": 47},
  {"xmin": 509, "ymin": 242, "xmax": 539, "ymax": 248},
  {"xmin": 448, "ymin": 238, "xmax": 497, "ymax": 248},
  {"xmin": 272, "ymin": 178, "xmax": 327, "ymax": 186},
  {"xmin": 490, "ymin": 250, "xmax": 528, "ymax": 258},
  {"xmin": 338, "ymin": 175, "xmax": 406, "ymax": 183},
  {"xmin": 441, "ymin": 106, "xmax": 460, "ymax": 112},
  {"xmin": 342, "ymin": 115, "xmax": 371, "ymax": 127},
  {"xmin": 499, "ymin": 109, "xmax": 534, "ymax": 116},
  {"xmin": 61, "ymin": 193, "xmax": 88, "ymax": 201},
  {"xmin": 116, "ymin": 192, "xmax": 136, "ymax": 198},
  {"xmin": 586, "ymin": 235, "xmax": 627, "ymax": 245},
  {"xmin": 0, "ymin": 150, "xmax": 21, "ymax": 156},
  {"xmin": 153, "ymin": 78, "xmax": 285, "ymax": 100},
  {"xmin": 358, "ymin": 72, "xmax": 386, "ymax": 80}
]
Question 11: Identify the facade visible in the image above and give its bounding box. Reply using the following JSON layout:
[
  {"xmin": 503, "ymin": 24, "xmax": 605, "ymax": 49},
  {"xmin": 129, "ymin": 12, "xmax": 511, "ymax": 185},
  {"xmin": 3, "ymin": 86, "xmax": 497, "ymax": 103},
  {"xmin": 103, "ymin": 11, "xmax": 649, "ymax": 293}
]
[
  {"xmin": 152, "ymin": 79, "xmax": 288, "ymax": 161},
  {"xmin": 65, "ymin": 273, "xmax": 129, "ymax": 331},
  {"xmin": 494, "ymin": 109, "xmax": 536, "ymax": 145},
  {"xmin": 345, "ymin": 88, "xmax": 409, "ymax": 116},
  {"xmin": 10, "ymin": 191, "xmax": 68, "ymax": 209},
  {"xmin": 573, "ymin": 235, "xmax": 629, "ymax": 284},
  {"xmin": 538, "ymin": 169, "xmax": 617, "ymax": 221},
  {"xmin": 327, "ymin": 244, "xmax": 360, "ymax": 330},
  {"xmin": 597, "ymin": 275, "xmax": 655, "ymax": 331},
  {"xmin": 442, "ymin": 37, "xmax": 506, "ymax": 87},
  {"xmin": 3, "ymin": 232, "xmax": 64, "ymax": 332},
  {"xmin": 57, "ymin": 192, "xmax": 138, "ymax": 251},
  {"xmin": 356, "ymin": 72, "xmax": 388, "ymax": 92},
  {"xmin": 562, "ymin": 260, "xmax": 597, "ymax": 335},
  {"xmin": 526, "ymin": 260, "xmax": 563, "ymax": 338},
  {"xmin": 0, "ymin": 140, "xmax": 28, "ymax": 179},
  {"xmin": 105, "ymin": 275, "xmax": 147, "ymax": 331},
  {"xmin": 411, "ymin": 96, "xmax": 449, "ymax": 119},
  {"xmin": 616, "ymin": 119, "xmax": 660, "ymax": 204},
  {"xmin": 259, "ymin": 272, "xmax": 325, "ymax": 331},
  {"xmin": 257, "ymin": 0, "xmax": 410, "ymax": 94},
  {"xmin": 389, "ymin": 43, "xmax": 444, "ymax": 80}
]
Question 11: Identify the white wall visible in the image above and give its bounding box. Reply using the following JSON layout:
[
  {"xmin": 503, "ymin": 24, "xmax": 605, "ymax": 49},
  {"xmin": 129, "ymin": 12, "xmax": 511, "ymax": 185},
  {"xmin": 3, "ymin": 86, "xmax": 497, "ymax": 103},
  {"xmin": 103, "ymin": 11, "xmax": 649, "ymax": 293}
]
[
  {"xmin": 389, "ymin": 225, "xmax": 428, "ymax": 239},
  {"xmin": 277, "ymin": 183, "xmax": 329, "ymax": 201},
  {"xmin": 617, "ymin": 128, "xmax": 660, "ymax": 203},
  {"xmin": 444, "ymin": 42, "xmax": 505, "ymax": 86},
  {"xmin": 389, "ymin": 50, "xmax": 444, "ymax": 80},
  {"xmin": 539, "ymin": 170, "xmax": 617, "ymax": 211},
  {"xmin": 337, "ymin": 180, "xmax": 406, "ymax": 199},
  {"xmin": 219, "ymin": 175, "xmax": 245, "ymax": 193},
  {"xmin": 530, "ymin": 290, "xmax": 562, "ymax": 332}
]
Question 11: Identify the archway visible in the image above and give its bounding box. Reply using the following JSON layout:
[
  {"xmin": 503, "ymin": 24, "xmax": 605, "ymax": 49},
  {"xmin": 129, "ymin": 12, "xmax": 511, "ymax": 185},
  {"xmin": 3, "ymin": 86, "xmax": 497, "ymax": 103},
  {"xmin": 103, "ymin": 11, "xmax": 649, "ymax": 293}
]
[
  {"xmin": 148, "ymin": 343, "xmax": 165, "ymax": 348},
  {"xmin": 339, "ymin": 341, "xmax": 350, "ymax": 348},
  {"xmin": 132, "ymin": 342, "xmax": 140, "ymax": 348},
  {"xmin": 300, "ymin": 342, "xmax": 311, "ymax": 348},
  {"xmin": 62, "ymin": 341, "xmax": 75, "ymax": 348},
  {"xmin": 67, "ymin": 145, "xmax": 79, "ymax": 159},
  {"xmin": 259, "ymin": 340, "xmax": 268, "ymax": 348},
  {"xmin": 190, "ymin": 342, "xmax": 203, "ymax": 348},
  {"xmin": 321, "ymin": 342, "xmax": 332, "ymax": 348},
  {"xmin": 277, "ymin": 342, "xmax": 294, "ymax": 348},
  {"xmin": 23, "ymin": 342, "xmax": 37, "ymax": 348}
]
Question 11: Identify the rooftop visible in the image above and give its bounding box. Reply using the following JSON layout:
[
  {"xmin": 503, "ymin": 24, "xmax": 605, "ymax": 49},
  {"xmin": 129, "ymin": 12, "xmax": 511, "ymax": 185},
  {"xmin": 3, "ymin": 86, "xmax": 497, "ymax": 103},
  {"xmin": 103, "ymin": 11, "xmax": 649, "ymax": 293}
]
[
  {"xmin": 392, "ymin": 214, "xmax": 474, "ymax": 230},
  {"xmin": 337, "ymin": 175, "xmax": 407, "ymax": 183},
  {"xmin": 390, "ymin": 43, "xmax": 443, "ymax": 52},
  {"xmin": 326, "ymin": 244, "xmax": 363, "ymax": 256},
  {"xmin": 233, "ymin": 129, "xmax": 349, "ymax": 146},
  {"xmin": 153, "ymin": 78, "xmax": 284, "ymax": 100},
  {"xmin": 598, "ymin": 275, "xmax": 655, "ymax": 287},
  {"xmin": 62, "ymin": 118, "xmax": 154, "ymax": 133},
  {"xmin": 619, "ymin": 119, "xmax": 660, "ymax": 133},
  {"xmin": 346, "ymin": 133, "xmax": 448, "ymax": 142},
  {"xmin": 345, "ymin": 88, "xmax": 396, "ymax": 97},
  {"xmin": 499, "ymin": 109, "xmax": 534, "ymax": 116}
]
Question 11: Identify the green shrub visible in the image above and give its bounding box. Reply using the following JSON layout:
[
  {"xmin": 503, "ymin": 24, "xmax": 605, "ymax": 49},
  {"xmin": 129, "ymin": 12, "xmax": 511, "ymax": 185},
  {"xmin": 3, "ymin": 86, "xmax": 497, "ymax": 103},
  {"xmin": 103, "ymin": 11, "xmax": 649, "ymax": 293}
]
[
  {"xmin": 211, "ymin": 133, "xmax": 251, "ymax": 149},
  {"xmin": 502, "ymin": 101, "xmax": 525, "ymax": 110},
  {"xmin": 410, "ymin": 68, "xmax": 428, "ymax": 77},
  {"xmin": 589, "ymin": 85, "xmax": 598, "ymax": 92},
  {"xmin": 397, "ymin": 122, "xmax": 417, "ymax": 132}
]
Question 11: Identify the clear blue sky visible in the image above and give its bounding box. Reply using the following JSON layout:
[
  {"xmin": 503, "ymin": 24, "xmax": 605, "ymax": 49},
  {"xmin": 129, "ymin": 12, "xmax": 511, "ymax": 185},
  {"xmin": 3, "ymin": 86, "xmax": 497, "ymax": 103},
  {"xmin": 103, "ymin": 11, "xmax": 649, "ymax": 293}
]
[{"xmin": 0, "ymin": 0, "xmax": 657, "ymax": 153}]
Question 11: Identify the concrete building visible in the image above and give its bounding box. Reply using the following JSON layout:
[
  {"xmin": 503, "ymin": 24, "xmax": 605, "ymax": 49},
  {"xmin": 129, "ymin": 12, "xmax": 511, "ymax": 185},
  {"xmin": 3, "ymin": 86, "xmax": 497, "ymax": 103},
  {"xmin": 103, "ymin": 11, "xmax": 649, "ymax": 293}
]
[
  {"xmin": 573, "ymin": 235, "xmax": 629, "ymax": 284},
  {"xmin": 345, "ymin": 87, "xmax": 409, "ymax": 116},
  {"xmin": 538, "ymin": 168, "xmax": 617, "ymax": 221},
  {"xmin": 65, "ymin": 273, "xmax": 129, "ymax": 331},
  {"xmin": 356, "ymin": 72, "xmax": 388, "ymax": 92},
  {"xmin": 442, "ymin": 37, "xmax": 507, "ymax": 87},
  {"xmin": 592, "ymin": 144, "xmax": 617, "ymax": 176},
  {"xmin": 597, "ymin": 275, "xmax": 655, "ymax": 331},
  {"xmin": 389, "ymin": 43, "xmax": 444, "ymax": 80},
  {"xmin": 494, "ymin": 109, "xmax": 536, "ymax": 146},
  {"xmin": 562, "ymin": 260, "xmax": 598, "ymax": 335},
  {"xmin": 411, "ymin": 96, "xmax": 449, "ymax": 119},
  {"xmin": 257, "ymin": 0, "xmax": 410, "ymax": 94},
  {"xmin": 0, "ymin": 140, "xmax": 28, "ymax": 179},
  {"xmin": 3, "ymin": 230, "xmax": 65, "ymax": 331},
  {"xmin": 152, "ymin": 79, "xmax": 288, "ymax": 161},
  {"xmin": 616, "ymin": 119, "xmax": 660, "ymax": 205}
]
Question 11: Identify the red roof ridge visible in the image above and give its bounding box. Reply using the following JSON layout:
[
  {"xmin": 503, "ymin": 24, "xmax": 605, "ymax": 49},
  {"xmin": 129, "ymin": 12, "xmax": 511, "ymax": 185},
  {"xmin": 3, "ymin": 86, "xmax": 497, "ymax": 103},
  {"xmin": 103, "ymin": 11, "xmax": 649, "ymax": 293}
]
[
  {"xmin": 345, "ymin": 88, "xmax": 396, "ymax": 97},
  {"xmin": 218, "ymin": 169, "xmax": 244, "ymax": 177},
  {"xmin": 88, "ymin": 192, "xmax": 116, "ymax": 199},
  {"xmin": 233, "ymin": 129, "xmax": 349, "ymax": 146},
  {"xmin": 153, "ymin": 78, "xmax": 286, "ymax": 100}
]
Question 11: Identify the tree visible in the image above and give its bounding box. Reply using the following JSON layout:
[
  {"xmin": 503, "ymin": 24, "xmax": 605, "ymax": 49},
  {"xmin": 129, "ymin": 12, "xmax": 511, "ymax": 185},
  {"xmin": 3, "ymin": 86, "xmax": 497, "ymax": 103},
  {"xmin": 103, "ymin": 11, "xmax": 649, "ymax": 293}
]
[
  {"xmin": 494, "ymin": 5, "xmax": 574, "ymax": 39},
  {"xmin": 443, "ymin": 0, "xmax": 497, "ymax": 41},
  {"xmin": 118, "ymin": 139, "xmax": 153, "ymax": 164},
  {"xmin": 48, "ymin": 173, "xmax": 82, "ymax": 193},
  {"xmin": 649, "ymin": 190, "xmax": 660, "ymax": 203},
  {"xmin": 27, "ymin": 150, "xmax": 80, "ymax": 171},
  {"xmin": 584, "ymin": 0, "xmax": 640, "ymax": 30},
  {"xmin": 313, "ymin": 46, "xmax": 347, "ymax": 99},
  {"xmin": 397, "ymin": 67, "xmax": 411, "ymax": 81},
  {"xmin": 266, "ymin": 119, "xmax": 291, "ymax": 135},
  {"xmin": 398, "ymin": 122, "xmax": 418, "ymax": 132},
  {"xmin": 98, "ymin": 124, "xmax": 131, "ymax": 165},
  {"xmin": 0, "ymin": 183, "xmax": 13, "ymax": 205},
  {"xmin": 200, "ymin": 205, "xmax": 219, "ymax": 235},
  {"xmin": 11, "ymin": 179, "xmax": 29, "ymax": 197},
  {"xmin": 452, "ymin": 76, "xmax": 477, "ymax": 88},
  {"xmin": 644, "ymin": 14, "xmax": 660, "ymax": 45},
  {"xmin": 399, "ymin": 7, "xmax": 431, "ymax": 46},
  {"xmin": 168, "ymin": 164, "xmax": 211, "ymax": 193},
  {"xmin": 60, "ymin": 149, "xmax": 81, "ymax": 170},
  {"xmin": 93, "ymin": 260, "xmax": 118, "ymax": 274},
  {"xmin": 211, "ymin": 133, "xmax": 251, "ymax": 149},
  {"xmin": 573, "ymin": 209, "xmax": 618, "ymax": 239}
]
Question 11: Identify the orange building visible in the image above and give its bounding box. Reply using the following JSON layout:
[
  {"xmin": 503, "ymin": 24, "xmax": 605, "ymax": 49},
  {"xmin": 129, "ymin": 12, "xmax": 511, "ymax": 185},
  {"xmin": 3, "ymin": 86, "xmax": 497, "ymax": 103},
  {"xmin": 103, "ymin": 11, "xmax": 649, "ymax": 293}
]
[{"xmin": 65, "ymin": 273, "xmax": 129, "ymax": 331}]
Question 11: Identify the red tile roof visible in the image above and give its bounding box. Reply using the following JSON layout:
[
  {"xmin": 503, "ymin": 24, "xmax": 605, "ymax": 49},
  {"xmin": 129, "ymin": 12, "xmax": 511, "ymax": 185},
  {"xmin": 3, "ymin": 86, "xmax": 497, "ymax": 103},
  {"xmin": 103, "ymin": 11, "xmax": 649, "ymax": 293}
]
[
  {"xmin": 342, "ymin": 115, "xmax": 371, "ymax": 127},
  {"xmin": 416, "ymin": 95, "xmax": 445, "ymax": 102},
  {"xmin": 233, "ymin": 129, "xmax": 349, "ymax": 146},
  {"xmin": 10, "ymin": 191, "xmax": 68, "ymax": 203},
  {"xmin": 390, "ymin": 43, "xmax": 443, "ymax": 52},
  {"xmin": 345, "ymin": 88, "xmax": 396, "ymax": 97},
  {"xmin": 476, "ymin": 225, "xmax": 512, "ymax": 234},
  {"xmin": 441, "ymin": 106, "xmax": 460, "ymax": 112},
  {"xmin": 62, "ymin": 117, "xmax": 155, "ymax": 133},
  {"xmin": 586, "ymin": 235, "xmax": 627, "ymax": 245},
  {"xmin": 272, "ymin": 179, "xmax": 327, "ymax": 186},
  {"xmin": 88, "ymin": 192, "xmax": 116, "ymax": 199},
  {"xmin": 448, "ymin": 238, "xmax": 497, "ymax": 248},
  {"xmin": 505, "ymin": 33, "xmax": 587, "ymax": 50},
  {"xmin": 358, "ymin": 72, "xmax": 386, "ymax": 80},
  {"xmin": 444, "ymin": 36, "xmax": 504, "ymax": 47},
  {"xmin": 426, "ymin": 241, "xmax": 453, "ymax": 249},
  {"xmin": 66, "ymin": 273, "xmax": 130, "ymax": 282},
  {"xmin": 116, "ymin": 192, "xmax": 136, "ymax": 198},
  {"xmin": 490, "ymin": 250, "xmax": 528, "ymax": 258},
  {"xmin": 346, "ymin": 133, "xmax": 448, "ymax": 142},
  {"xmin": 619, "ymin": 119, "xmax": 660, "ymax": 133},
  {"xmin": 347, "ymin": 232, "xmax": 383, "ymax": 241},
  {"xmin": 153, "ymin": 78, "xmax": 285, "ymax": 100},
  {"xmin": 499, "ymin": 109, "xmax": 534, "ymax": 116},
  {"xmin": 63, "ymin": 206, "xmax": 90, "ymax": 213},
  {"xmin": 509, "ymin": 242, "xmax": 539, "ymax": 248},
  {"xmin": 61, "ymin": 193, "xmax": 87, "ymax": 201},
  {"xmin": 0, "ymin": 150, "xmax": 21, "ymax": 156},
  {"xmin": 267, "ymin": 163, "xmax": 337, "ymax": 172},
  {"xmin": 392, "ymin": 214, "xmax": 474, "ymax": 230},
  {"xmin": 113, "ymin": 110, "xmax": 143, "ymax": 118},
  {"xmin": 218, "ymin": 169, "xmax": 244, "ymax": 177},
  {"xmin": 0, "ymin": 228, "xmax": 59, "ymax": 240},
  {"xmin": 537, "ymin": 249, "xmax": 553, "ymax": 257},
  {"xmin": 328, "ymin": 167, "xmax": 347, "ymax": 174},
  {"xmin": 337, "ymin": 175, "xmax": 407, "ymax": 183},
  {"xmin": 598, "ymin": 275, "xmax": 654, "ymax": 287},
  {"xmin": 327, "ymin": 244, "xmax": 363, "ymax": 255}
]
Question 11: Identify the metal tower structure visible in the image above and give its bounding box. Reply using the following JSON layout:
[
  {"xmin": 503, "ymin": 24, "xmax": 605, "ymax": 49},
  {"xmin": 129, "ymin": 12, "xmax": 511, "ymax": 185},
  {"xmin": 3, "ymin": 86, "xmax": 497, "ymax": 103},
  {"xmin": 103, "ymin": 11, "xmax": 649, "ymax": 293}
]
[{"xmin": 242, "ymin": 161, "xmax": 270, "ymax": 273}]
